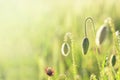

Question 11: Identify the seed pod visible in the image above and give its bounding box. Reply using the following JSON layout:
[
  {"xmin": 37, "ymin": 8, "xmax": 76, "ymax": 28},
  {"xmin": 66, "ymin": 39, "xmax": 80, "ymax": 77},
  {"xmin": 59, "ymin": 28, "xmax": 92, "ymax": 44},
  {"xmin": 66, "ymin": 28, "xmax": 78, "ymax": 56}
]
[
  {"xmin": 96, "ymin": 25, "xmax": 107, "ymax": 46},
  {"xmin": 82, "ymin": 37, "xmax": 89, "ymax": 55},
  {"xmin": 110, "ymin": 54, "xmax": 116, "ymax": 66},
  {"xmin": 61, "ymin": 42, "xmax": 70, "ymax": 56}
]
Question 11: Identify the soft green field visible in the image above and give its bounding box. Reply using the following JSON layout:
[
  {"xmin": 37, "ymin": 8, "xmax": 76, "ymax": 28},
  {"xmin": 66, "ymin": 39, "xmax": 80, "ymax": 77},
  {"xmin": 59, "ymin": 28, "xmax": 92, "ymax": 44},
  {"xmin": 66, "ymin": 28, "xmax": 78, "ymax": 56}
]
[{"xmin": 0, "ymin": 0, "xmax": 120, "ymax": 80}]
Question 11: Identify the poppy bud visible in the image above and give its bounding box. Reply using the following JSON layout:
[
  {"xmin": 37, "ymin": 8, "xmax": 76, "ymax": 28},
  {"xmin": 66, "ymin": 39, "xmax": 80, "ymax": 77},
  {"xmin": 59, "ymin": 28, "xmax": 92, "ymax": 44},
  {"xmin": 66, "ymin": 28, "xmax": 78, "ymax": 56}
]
[
  {"xmin": 61, "ymin": 42, "xmax": 70, "ymax": 56},
  {"xmin": 96, "ymin": 25, "xmax": 107, "ymax": 46},
  {"xmin": 110, "ymin": 54, "xmax": 116, "ymax": 66},
  {"xmin": 82, "ymin": 37, "xmax": 89, "ymax": 55}
]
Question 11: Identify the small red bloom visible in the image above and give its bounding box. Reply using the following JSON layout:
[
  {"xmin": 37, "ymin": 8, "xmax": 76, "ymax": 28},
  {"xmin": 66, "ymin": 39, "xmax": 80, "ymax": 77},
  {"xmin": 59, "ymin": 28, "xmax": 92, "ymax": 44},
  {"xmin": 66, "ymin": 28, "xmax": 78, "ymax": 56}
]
[{"xmin": 45, "ymin": 67, "xmax": 54, "ymax": 76}]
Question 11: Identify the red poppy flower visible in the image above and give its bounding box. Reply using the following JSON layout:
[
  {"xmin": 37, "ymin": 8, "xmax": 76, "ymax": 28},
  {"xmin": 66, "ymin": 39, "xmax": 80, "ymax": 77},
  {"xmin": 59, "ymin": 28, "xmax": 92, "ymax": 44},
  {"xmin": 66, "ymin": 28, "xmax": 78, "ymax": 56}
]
[{"xmin": 45, "ymin": 67, "xmax": 54, "ymax": 76}]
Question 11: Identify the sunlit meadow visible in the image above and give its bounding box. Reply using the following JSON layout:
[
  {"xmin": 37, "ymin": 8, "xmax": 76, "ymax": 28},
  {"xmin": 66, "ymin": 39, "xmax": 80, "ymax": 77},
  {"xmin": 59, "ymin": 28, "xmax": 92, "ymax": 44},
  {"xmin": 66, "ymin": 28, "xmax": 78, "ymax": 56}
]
[{"xmin": 0, "ymin": 0, "xmax": 120, "ymax": 80}]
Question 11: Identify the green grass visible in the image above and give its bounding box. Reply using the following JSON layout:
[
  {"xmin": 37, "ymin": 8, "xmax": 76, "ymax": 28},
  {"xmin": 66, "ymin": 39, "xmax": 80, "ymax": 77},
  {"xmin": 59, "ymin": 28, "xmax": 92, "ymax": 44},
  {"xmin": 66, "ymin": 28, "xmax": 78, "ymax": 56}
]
[{"xmin": 0, "ymin": 0, "xmax": 120, "ymax": 80}]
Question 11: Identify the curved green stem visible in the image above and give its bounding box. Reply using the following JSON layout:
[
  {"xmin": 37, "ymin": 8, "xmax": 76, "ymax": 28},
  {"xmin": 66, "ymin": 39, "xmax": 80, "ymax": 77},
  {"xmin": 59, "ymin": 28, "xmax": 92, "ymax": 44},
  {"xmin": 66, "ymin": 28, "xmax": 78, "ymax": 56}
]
[
  {"xmin": 84, "ymin": 17, "xmax": 102, "ymax": 72},
  {"xmin": 84, "ymin": 17, "xmax": 96, "ymax": 37}
]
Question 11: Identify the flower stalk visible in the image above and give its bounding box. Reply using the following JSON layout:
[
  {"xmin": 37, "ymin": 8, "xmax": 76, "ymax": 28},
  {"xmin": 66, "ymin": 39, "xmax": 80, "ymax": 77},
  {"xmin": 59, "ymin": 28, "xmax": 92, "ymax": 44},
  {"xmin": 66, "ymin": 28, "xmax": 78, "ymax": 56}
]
[
  {"xmin": 82, "ymin": 17, "xmax": 96, "ymax": 55},
  {"xmin": 61, "ymin": 32, "xmax": 77, "ymax": 79}
]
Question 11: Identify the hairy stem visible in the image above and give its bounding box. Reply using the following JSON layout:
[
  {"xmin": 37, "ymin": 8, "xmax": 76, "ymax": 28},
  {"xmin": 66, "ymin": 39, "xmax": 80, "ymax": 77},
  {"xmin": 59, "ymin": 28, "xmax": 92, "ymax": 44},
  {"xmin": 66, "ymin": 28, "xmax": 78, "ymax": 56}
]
[
  {"xmin": 84, "ymin": 17, "xmax": 101, "ymax": 73},
  {"xmin": 71, "ymin": 39, "xmax": 77, "ymax": 80},
  {"xmin": 84, "ymin": 17, "xmax": 96, "ymax": 37},
  {"xmin": 48, "ymin": 77, "xmax": 51, "ymax": 80}
]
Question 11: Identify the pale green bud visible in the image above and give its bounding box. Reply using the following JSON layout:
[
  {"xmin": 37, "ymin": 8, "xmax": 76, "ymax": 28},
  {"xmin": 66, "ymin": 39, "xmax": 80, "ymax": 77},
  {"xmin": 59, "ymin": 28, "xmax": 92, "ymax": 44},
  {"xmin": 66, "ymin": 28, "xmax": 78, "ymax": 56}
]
[
  {"xmin": 82, "ymin": 37, "xmax": 89, "ymax": 55},
  {"xmin": 96, "ymin": 25, "xmax": 107, "ymax": 46},
  {"xmin": 61, "ymin": 42, "xmax": 70, "ymax": 56},
  {"xmin": 110, "ymin": 54, "xmax": 116, "ymax": 66}
]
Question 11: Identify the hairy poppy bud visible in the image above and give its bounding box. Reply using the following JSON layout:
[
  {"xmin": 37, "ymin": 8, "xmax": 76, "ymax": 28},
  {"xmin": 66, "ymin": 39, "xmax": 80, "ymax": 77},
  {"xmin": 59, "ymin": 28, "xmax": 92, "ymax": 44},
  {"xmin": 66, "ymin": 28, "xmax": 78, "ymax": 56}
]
[
  {"xmin": 110, "ymin": 54, "xmax": 116, "ymax": 66},
  {"xmin": 61, "ymin": 42, "xmax": 70, "ymax": 56},
  {"xmin": 96, "ymin": 25, "xmax": 107, "ymax": 46},
  {"xmin": 82, "ymin": 37, "xmax": 89, "ymax": 55}
]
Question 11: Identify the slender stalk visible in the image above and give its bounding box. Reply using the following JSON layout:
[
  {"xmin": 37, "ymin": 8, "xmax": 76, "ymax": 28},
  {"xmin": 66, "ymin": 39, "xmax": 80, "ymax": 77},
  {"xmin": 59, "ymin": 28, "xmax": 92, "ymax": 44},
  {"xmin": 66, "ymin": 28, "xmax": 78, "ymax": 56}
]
[
  {"xmin": 106, "ymin": 18, "xmax": 120, "ymax": 53},
  {"xmin": 106, "ymin": 18, "xmax": 117, "ymax": 79},
  {"xmin": 111, "ymin": 66, "xmax": 116, "ymax": 78},
  {"xmin": 48, "ymin": 77, "xmax": 51, "ymax": 80},
  {"xmin": 64, "ymin": 32, "xmax": 77, "ymax": 79},
  {"xmin": 71, "ymin": 39, "xmax": 77, "ymax": 80},
  {"xmin": 84, "ymin": 17, "xmax": 101, "ymax": 72}
]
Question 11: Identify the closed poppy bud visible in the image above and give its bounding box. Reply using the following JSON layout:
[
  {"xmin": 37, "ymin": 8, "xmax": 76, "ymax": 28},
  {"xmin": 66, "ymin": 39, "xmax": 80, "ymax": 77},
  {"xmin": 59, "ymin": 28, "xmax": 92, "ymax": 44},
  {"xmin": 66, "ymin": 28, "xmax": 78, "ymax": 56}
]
[
  {"xmin": 82, "ymin": 37, "xmax": 89, "ymax": 55},
  {"xmin": 110, "ymin": 54, "xmax": 116, "ymax": 66},
  {"xmin": 96, "ymin": 25, "xmax": 107, "ymax": 46},
  {"xmin": 61, "ymin": 42, "xmax": 70, "ymax": 56}
]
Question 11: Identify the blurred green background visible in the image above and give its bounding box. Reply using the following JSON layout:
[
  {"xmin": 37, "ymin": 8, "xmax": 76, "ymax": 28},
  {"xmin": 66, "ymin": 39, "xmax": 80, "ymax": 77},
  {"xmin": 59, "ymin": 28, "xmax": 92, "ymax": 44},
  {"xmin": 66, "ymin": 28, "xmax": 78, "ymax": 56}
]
[{"xmin": 0, "ymin": 0, "xmax": 120, "ymax": 80}]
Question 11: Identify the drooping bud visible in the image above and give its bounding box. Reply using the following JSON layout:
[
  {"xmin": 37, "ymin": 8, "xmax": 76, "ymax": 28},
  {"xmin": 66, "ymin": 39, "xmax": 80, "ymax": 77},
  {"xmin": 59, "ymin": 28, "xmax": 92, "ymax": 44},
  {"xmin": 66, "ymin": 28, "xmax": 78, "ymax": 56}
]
[
  {"xmin": 61, "ymin": 42, "xmax": 70, "ymax": 56},
  {"xmin": 82, "ymin": 37, "xmax": 89, "ymax": 55},
  {"xmin": 96, "ymin": 25, "xmax": 107, "ymax": 46},
  {"xmin": 110, "ymin": 54, "xmax": 116, "ymax": 66}
]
